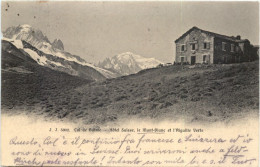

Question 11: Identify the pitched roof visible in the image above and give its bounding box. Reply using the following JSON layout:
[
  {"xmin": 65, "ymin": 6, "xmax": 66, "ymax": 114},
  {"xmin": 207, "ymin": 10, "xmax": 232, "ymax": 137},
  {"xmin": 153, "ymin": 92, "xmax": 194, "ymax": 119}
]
[{"xmin": 175, "ymin": 26, "xmax": 249, "ymax": 43}]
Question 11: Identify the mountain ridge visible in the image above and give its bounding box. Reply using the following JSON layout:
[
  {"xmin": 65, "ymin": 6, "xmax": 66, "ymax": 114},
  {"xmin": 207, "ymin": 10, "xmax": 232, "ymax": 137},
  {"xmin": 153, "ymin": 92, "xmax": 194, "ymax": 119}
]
[
  {"xmin": 3, "ymin": 24, "xmax": 166, "ymax": 80},
  {"xmin": 98, "ymin": 52, "xmax": 163, "ymax": 76},
  {"xmin": 2, "ymin": 24, "xmax": 117, "ymax": 80}
]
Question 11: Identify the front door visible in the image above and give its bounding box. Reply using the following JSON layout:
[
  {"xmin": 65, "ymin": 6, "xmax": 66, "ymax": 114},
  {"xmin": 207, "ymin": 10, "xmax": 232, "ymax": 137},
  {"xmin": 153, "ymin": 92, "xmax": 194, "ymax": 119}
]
[{"xmin": 191, "ymin": 56, "xmax": 196, "ymax": 65}]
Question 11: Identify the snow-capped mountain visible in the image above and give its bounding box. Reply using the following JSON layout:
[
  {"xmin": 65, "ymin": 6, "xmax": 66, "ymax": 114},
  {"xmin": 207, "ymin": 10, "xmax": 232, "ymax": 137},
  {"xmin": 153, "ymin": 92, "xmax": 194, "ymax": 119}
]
[
  {"xmin": 98, "ymin": 52, "xmax": 163, "ymax": 76},
  {"xmin": 4, "ymin": 24, "xmax": 52, "ymax": 50},
  {"xmin": 2, "ymin": 24, "xmax": 117, "ymax": 80}
]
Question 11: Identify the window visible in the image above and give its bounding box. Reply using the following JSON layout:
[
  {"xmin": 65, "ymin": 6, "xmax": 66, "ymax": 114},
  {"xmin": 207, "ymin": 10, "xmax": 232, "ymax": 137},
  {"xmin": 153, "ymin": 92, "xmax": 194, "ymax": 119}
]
[
  {"xmin": 191, "ymin": 44, "xmax": 196, "ymax": 50},
  {"xmin": 203, "ymin": 43, "xmax": 207, "ymax": 49},
  {"xmin": 203, "ymin": 42, "xmax": 210, "ymax": 50},
  {"xmin": 231, "ymin": 44, "xmax": 235, "ymax": 52},
  {"xmin": 222, "ymin": 42, "xmax": 227, "ymax": 51},
  {"xmin": 203, "ymin": 55, "xmax": 207, "ymax": 62},
  {"xmin": 181, "ymin": 45, "xmax": 186, "ymax": 52},
  {"xmin": 190, "ymin": 43, "xmax": 198, "ymax": 51},
  {"xmin": 181, "ymin": 57, "xmax": 185, "ymax": 63},
  {"xmin": 178, "ymin": 44, "xmax": 186, "ymax": 52}
]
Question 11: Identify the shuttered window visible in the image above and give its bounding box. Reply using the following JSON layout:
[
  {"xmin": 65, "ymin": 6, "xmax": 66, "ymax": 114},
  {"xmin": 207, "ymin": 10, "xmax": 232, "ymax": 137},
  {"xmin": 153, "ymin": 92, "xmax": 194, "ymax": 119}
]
[
  {"xmin": 203, "ymin": 42, "xmax": 210, "ymax": 50},
  {"xmin": 203, "ymin": 43, "xmax": 207, "ymax": 49},
  {"xmin": 191, "ymin": 44, "xmax": 196, "ymax": 50},
  {"xmin": 177, "ymin": 44, "xmax": 186, "ymax": 52},
  {"xmin": 203, "ymin": 55, "xmax": 207, "ymax": 62},
  {"xmin": 206, "ymin": 42, "xmax": 210, "ymax": 49},
  {"xmin": 181, "ymin": 44, "xmax": 186, "ymax": 52},
  {"xmin": 195, "ymin": 43, "xmax": 198, "ymax": 50}
]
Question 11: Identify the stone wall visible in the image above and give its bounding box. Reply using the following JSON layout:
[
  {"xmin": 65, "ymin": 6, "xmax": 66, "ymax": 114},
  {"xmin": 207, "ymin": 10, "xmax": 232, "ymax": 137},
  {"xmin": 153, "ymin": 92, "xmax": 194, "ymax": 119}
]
[
  {"xmin": 175, "ymin": 29, "xmax": 214, "ymax": 64},
  {"xmin": 175, "ymin": 29, "xmax": 255, "ymax": 64}
]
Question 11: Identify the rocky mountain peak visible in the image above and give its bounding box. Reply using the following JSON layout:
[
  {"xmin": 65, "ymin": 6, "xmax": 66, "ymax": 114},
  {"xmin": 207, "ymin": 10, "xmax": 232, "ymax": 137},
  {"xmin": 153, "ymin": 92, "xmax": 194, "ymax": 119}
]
[{"xmin": 52, "ymin": 39, "xmax": 64, "ymax": 51}]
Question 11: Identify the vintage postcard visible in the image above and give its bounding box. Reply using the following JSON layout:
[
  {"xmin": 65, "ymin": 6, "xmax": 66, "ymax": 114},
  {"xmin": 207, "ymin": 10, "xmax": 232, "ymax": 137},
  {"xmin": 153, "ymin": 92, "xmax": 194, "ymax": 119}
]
[{"xmin": 1, "ymin": 1, "xmax": 259, "ymax": 166}]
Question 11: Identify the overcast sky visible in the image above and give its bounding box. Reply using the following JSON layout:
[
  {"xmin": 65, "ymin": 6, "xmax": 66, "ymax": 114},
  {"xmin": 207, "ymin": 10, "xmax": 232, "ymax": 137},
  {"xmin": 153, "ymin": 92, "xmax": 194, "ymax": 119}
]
[{"xmin": 1, "ymin": 1, "xmax": 259, "ymax": 63}]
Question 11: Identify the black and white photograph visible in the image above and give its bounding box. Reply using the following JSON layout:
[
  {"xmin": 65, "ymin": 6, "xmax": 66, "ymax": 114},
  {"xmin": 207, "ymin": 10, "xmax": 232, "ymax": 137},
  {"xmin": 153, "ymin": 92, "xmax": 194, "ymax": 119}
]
[{"xmin": 1, "ymin": 1, "xmax": 259, "ymax": 166}]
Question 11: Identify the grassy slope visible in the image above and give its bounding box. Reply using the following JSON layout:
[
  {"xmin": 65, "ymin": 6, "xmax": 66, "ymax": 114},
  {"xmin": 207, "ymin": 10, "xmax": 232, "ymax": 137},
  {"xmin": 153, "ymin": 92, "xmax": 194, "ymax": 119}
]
[
  {"xmin": 1, "ymin": 50, "xmax": 91, "ymax": 118},
  {"xmin": 66, "ymin": 61, "xmax": 259, "ymax": 124},
  {"xmin": 2, "ymin": 50, "xmax": 259, "ymax": 124}
]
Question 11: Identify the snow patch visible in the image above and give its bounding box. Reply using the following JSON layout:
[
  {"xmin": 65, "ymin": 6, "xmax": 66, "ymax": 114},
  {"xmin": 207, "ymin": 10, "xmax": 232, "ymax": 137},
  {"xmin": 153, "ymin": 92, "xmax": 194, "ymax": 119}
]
[
  {"xmin": 2, "ymin": 37, "xmax": 24, "ymax": 49},
  {"xmin": 19, "ymin": 24, "xmax": 32, "ymax": 33},
  {"xmin": 20, "ymin": 24, "xmax": 32, "ymax": 29},
  {"xmin": 24, "ymin": 48, "xmax": 47, "ymax": 66},
  {"xmin": 49, "ymin": 61, "xmax": 65, "ymax": 67}
]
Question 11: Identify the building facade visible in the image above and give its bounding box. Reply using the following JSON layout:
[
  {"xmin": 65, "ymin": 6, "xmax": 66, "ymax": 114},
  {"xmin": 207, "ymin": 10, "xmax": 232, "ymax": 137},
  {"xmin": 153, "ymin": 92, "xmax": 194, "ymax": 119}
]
[{"xmin": 175, "ymin": 27, "xmax": 258, "ymax": 65}]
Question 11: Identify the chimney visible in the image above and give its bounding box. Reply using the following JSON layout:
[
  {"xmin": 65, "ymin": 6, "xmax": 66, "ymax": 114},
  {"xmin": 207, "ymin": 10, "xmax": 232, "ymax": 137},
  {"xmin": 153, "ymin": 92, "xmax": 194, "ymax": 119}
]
[{"xmin": 236, "ymin": 35, "xmax": 241, "ymax": 40}]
